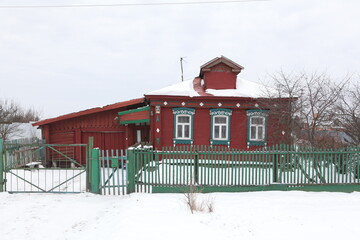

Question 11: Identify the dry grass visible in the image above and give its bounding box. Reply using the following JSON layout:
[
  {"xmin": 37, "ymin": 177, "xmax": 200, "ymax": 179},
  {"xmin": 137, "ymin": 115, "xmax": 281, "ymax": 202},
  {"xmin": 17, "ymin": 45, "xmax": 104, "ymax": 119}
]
[{"xmin": 184, "ymin": 184, "xmax": 215, "ymax": 214}]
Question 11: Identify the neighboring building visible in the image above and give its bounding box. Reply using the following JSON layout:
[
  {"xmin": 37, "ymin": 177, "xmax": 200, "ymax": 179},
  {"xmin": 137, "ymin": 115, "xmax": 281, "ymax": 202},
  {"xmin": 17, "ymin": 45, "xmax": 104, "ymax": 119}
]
[
  {"xmin": 32, "ymin": 98, "xmax": 148, "ymax": 162},
  {"xmin": 33, "ymin": 56, "xmax": 294, "ymax": 153}
]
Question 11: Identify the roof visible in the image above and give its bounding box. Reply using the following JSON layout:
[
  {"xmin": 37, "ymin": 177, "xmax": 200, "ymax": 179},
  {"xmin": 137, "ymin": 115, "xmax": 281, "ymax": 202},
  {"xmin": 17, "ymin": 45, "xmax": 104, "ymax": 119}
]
[
  {"xmin": 145, "ymin": 79, "xmax": 200, "ymax": 97},
  {"xmin": 33, "ymin": 98, "xmax": 146, "ymax": 126},
  {"xmin": 200, "ymin": 56, "xmax": 244, "ymax": 76},
  {"xmin": 145, "ymin": 78, "xmax": 275, "ymax": 98}
]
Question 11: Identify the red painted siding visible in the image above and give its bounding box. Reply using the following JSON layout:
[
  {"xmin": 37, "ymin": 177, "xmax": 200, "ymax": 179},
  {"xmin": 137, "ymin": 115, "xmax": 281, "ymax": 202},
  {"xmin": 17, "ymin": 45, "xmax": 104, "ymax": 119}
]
[
  {"xmin": 34, "ymin": 100, "xmax": 148, "ymax": 162},
  {"xmin": 120, "ymin": 110, "xmax": 150, "ymax": 122},
  {"xmin": 193, "ymin": 108, "xmax": 211, "ymax": 145},
  {"xmin": 203, "ymin": 63, "xmax": 237, "ymax": 90},
  {"xmin": 161, "ymin": 107, "xmax": 174, "ymax": 146},
  {"xmin": 148, "ymin": 96, "xmax": 292, "ymax": 150},
  {"xmin": 230, "ymin": 109, "xmax": 248, "ymax": 148}
]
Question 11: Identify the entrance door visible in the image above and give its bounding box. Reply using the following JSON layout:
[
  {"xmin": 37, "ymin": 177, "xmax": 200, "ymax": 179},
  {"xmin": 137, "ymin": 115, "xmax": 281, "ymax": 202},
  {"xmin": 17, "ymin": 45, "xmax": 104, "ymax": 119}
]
[{"xmin": 133, "ymin": 125, "xmax": 150, "ymax": 144}]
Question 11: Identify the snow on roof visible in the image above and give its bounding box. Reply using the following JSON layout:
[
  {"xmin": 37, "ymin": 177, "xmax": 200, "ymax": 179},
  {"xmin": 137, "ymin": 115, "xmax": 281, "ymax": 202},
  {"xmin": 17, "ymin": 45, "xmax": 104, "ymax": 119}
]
[
  {"xmin": 146, "ymin": 79, "xmax": 200, "ymax": 97},
  {"xmin": 206, "ymin": 78, "xmax": 272, "ymax": 98},
  {"xmin": 146, "ymin": 78, "xmax": 274, "ymax": 98}
]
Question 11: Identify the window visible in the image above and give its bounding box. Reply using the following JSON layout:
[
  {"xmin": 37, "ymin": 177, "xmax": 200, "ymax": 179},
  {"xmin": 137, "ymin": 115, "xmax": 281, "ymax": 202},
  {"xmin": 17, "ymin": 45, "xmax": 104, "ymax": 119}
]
[
  {"xmin": 173, "ymin": 108, "xmax": 195, "ymax": 144},
  {"xmin": 213, "ymin": 116, "xmax": 228, "ymax": 140},
  {"xmin": 176, "ymin": 115, "xmax": 191, "ymax": 139},
  {"xmin": 249, "ymin": 116, "xmax": 265, "ymax": 141},
  {"xmin": 210, "ymin": 109, "xmax": 232, "ymax": 145},
  {"xmin": 247, "ymin": 110, "xmax": 268, "ymax": 146}
]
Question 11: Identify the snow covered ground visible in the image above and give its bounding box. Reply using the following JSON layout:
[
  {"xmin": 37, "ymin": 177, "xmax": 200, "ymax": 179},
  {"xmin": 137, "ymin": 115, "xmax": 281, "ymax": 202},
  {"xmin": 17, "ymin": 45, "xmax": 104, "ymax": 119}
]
[{"xmin": 1, "ymin": 191, "xmax": 360, "ymax": 240}]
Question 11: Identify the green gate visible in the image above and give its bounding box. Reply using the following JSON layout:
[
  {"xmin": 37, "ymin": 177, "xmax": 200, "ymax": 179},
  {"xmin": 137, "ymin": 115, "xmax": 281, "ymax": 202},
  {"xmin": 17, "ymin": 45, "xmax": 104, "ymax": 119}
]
[
  {"xmin": 89, "ymin": 148, "xmax": 127, "ymax": 195},
  {"xmin": 0, "ymin": 139, "xmax": 90, "ymax": 193}
]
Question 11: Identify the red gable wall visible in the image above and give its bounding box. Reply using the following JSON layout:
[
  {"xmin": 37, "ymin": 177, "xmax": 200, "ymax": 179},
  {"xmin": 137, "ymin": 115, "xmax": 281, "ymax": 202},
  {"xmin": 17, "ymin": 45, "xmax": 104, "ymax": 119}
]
[{"xmin": 203, "ymin": 63, "xmax": 237, "ymax": 90}]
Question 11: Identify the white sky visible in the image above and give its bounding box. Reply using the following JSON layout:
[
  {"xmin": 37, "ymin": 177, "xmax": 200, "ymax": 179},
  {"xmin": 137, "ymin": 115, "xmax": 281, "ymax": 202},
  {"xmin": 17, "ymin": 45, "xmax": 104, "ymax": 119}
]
[{"xmin": 0, "ymin": 0, "xmax": 359, "ymax": 119}]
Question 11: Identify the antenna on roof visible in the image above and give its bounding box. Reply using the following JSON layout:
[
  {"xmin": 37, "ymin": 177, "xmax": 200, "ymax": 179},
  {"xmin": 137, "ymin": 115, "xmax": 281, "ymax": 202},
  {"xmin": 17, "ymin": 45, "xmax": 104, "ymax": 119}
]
[{"xmin": 180, "ymin": 57, "xmax": 185, "ymax": 82}]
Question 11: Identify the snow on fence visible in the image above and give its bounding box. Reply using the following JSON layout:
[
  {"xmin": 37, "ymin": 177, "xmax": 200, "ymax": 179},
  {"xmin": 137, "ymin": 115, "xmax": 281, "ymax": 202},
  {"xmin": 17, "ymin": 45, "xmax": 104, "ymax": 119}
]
[{"xmin": 128, "ymin": 145, "xmax": 360, "ymax": 193}]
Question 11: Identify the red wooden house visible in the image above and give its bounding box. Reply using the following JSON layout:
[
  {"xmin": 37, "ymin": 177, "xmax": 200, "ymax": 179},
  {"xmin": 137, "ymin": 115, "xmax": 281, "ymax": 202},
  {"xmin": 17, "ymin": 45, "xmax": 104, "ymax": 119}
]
[
  {"xmin": 33, "ymin": 56, "xmax": 292, "ymax": 155},
  {"xmin": 144, "ymin": 56, "xmax": 292, "ymax": 149}
]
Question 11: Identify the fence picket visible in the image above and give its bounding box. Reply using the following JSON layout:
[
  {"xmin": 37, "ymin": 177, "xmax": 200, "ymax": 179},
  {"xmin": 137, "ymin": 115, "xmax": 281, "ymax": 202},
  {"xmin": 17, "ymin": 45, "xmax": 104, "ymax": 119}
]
[{"xmin": 85, "ymin": 145, "xmax": 360, "ymax": 194}]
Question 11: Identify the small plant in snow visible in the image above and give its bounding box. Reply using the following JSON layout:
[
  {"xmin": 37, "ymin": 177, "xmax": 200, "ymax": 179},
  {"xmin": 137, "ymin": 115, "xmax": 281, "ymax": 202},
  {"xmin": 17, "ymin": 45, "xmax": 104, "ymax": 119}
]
[{"xmin": 183, "ymin": 183, "xmax": 214, "ymax": 214}]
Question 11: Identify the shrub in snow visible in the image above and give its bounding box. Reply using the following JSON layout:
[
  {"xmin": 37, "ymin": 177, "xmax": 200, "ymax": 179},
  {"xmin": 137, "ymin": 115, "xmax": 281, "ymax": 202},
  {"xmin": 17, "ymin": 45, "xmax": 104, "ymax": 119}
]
[{"xmin": 183, "ymin": 183, "xmax": 214, "ymax": 214}]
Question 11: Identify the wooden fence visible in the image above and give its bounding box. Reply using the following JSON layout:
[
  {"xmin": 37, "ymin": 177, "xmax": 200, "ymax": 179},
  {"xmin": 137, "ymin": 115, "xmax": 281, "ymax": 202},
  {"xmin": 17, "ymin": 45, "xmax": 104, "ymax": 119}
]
[
  {"xmin": 98, "ymin": 149, "xmax": 127, "ymax": 195},
  {"xmin": 126, "ymin": 145, "xmax": 360, "ymax": 193}
]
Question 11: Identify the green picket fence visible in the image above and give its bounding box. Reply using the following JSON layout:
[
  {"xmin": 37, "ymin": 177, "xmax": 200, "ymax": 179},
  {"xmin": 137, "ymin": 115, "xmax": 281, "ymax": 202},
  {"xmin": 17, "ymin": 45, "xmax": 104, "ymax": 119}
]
[{"xmin": 126, "ymin": 145, "xmax": 360, "ymax": 193}]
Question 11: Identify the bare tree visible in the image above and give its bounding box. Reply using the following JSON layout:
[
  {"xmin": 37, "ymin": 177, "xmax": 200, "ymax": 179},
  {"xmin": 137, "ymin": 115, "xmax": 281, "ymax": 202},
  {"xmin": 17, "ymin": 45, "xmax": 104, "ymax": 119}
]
[
  {"xmin": 335, "ymin": 81, "xmax": 360, "ymax": 145},
  {"xmin": 0, "ymin": 99, "xmax": 40, "ymax": 140},
  {"xmin": 266, "ymin": 70, "xmax": 349, "ymax": 148}
]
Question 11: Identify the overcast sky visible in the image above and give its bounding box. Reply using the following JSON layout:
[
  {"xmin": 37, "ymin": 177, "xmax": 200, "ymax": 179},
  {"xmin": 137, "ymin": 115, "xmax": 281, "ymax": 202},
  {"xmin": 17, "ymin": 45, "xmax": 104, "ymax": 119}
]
[{"xmin": 0, "ymin": 0, "xmax": 359, "ymax": 119}]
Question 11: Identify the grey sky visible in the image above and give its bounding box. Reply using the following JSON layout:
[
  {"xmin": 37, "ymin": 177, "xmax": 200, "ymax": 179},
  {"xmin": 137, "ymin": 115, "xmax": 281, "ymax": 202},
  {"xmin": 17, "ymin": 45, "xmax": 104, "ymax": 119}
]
[{"xmin": 0, "ymin": 0, "xmax": 359, "ymax": 118}]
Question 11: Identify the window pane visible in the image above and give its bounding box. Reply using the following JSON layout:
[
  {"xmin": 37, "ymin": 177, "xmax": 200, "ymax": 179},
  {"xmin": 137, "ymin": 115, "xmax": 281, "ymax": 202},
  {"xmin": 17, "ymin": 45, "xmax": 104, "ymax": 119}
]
[
  {"xmin": 258, "ymin": 126, "xmax": 263, "ymax": 139},
  {"xmin": 215, "ymin": 116, "xmax": 227, "ymax": 124},
  {"xmin": 177, "ymin": 125, "xmax": 183, "ymax": 138},
  {"xmin": 250, "ymin": 126, "xmax": 256, "ymax": 139},
  {"xmin": 178, "ymin": 116, "xmax": 190, "ymax": 123},
  {"xmin": 214, "ymin": 126, "xmax": 220, "ymax": 138},
  {"xmin": 184, "ymin": 125, "xmax": 190, "ymax": 138},
  {"xmin": 221, "ymin": 126, "xmax": 227, "ymax": 139},
  {"xmin": 251, "ymin": 117, "xmax": 263, "ymax": 125}
]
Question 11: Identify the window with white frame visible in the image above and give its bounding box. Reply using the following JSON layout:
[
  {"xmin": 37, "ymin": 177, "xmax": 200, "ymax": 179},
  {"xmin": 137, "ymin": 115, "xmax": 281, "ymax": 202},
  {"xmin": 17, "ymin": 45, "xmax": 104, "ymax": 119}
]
[
  {"xmin": 247, "ymin": 110, "xmax": 268, "ymax": 146},
  {"xmin": 173, "ymin": 108, "xmax": 195, "ymax": 144},
  {"xmin": 249, "ymin": 116, "xmax": 265, "ymax": 141},
  {"xmin": 213, "ymin": 116, "xmax": 228, "ymax": 140},
  {"xmin": 176, "ymin": 115, "xmax": 191, "ymax": 139},
  {"xmin": 210, "ymin": 108, "xmax": 232, "ymax": 145}
]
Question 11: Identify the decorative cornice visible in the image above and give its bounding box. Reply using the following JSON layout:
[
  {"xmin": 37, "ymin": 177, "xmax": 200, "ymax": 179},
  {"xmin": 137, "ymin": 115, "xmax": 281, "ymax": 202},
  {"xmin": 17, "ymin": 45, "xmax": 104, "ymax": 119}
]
[
  {"xmin": 210, "ymin": 108, "xmax": 232, "ymax": 116},
  {"xmin": 173, "ymin": 107, "xmax": 195, "ymax": 115},
  {"xmin": 246, "ymin": 110, "xmax": 268, "ymax": 117}
]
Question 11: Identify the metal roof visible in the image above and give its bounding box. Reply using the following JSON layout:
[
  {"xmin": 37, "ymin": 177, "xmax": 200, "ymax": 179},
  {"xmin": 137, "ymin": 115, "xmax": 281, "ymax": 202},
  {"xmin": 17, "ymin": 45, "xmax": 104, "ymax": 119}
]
[{"xmin": 33, "ymin": 97, "xmax": 146, "ymax": 126}]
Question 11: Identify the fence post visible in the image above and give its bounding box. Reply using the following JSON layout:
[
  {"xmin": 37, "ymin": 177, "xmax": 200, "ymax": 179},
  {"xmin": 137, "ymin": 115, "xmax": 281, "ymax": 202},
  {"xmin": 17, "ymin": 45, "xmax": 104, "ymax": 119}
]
[
  {"xmin": 86, "ymin": 137, "xmax": 94, "ymax": 192},
  {"xmin": 90, "ymin": 148, "xmax": 100, "ymax": 194},
  {"xmin": 127, "ymin": 148, "xmax": 136, "ymax": 194},
  {"xmin": 194, "ymin": 152, "xmax": 199, "ymax": 184},
  {"xmin": 273, "ymin": 145, "xmax": 279, "ymax": 183},
  {"xmin": 0, "ymin": 139, "xmax": 4, "ymax": 192}
]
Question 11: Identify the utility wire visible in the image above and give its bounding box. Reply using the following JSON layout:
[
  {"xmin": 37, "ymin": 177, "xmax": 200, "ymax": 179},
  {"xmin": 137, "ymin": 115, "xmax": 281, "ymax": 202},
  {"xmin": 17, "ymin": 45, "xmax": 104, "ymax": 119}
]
[{"xmin": 0, "ymin": 0, "xmax": 270, "ymax": 9}]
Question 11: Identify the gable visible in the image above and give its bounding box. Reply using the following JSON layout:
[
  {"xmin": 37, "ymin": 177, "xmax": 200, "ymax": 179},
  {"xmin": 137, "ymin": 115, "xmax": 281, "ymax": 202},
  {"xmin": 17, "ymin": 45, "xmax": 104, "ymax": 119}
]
[{"xmin": 200, "ymin": 56, "xmax": 244, "ymax": 90}]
